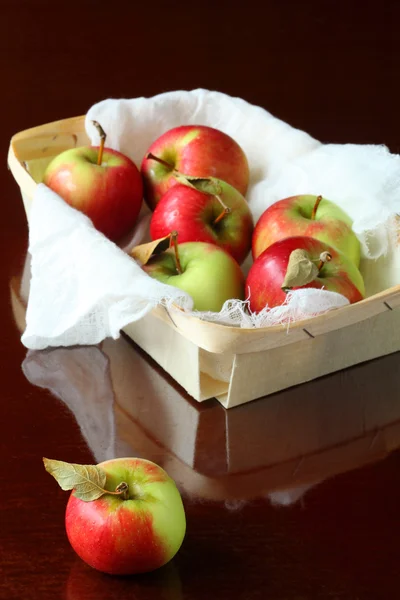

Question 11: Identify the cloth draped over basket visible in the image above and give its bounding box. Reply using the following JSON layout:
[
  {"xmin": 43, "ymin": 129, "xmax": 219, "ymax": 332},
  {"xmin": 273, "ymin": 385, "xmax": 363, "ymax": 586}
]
[{"xmin": 20, "ymin": 89, "xmax": 400, "ymax": 350}]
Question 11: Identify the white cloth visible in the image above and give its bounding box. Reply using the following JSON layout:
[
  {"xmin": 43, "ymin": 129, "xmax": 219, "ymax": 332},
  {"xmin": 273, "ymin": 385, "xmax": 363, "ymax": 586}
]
[
  {"xmin": 21, "ymin": 186, "xmax": 193, "ymax": 349},
  {"xmin": 21, "ymin": 89, "xmax": 400, "ymax": 349},
  {"xmin": 86, "ymin": 89, "xmax": 400, "ymax": 259}
]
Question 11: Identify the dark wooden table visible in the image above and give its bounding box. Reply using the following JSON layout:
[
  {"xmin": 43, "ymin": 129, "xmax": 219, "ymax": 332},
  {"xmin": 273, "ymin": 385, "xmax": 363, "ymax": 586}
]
[{"xmin": 2, "ymin": 1, "xmax": 400, "ymax": 598}]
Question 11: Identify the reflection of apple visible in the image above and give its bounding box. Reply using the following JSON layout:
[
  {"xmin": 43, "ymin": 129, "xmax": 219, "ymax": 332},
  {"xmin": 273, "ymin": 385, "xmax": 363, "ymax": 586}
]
[
  {"xmin": 150, "ymin": 180, "xmax": 254, "ymax": 264},
  {"xmin": 141, "ymin": 125, "xmax": 249, "ymax": 210},
  {"xmin": 65, "ymin": 457, "xmax": 186, "ymax": 575},
  {"xmin": 246, "ymin": 236, "xmax": 365, "ymax": 311},
  {"xmin": 143, "ymin": 241, "xmax": 245, "ymax": 312},
  {"xmin": 252, "ymin": 195, "xmax": 361, "ymax": 266},
  {"xmin": 66, "ymin": 559, "xmax": 183, "ymax": 600},
  {"xmin": 43, "ymin": 146, "xmax": 143, "ymax": 242}
]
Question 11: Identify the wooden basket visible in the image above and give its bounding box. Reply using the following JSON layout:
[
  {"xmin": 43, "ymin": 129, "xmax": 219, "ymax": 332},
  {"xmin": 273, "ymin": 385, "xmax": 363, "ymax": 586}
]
[{"xmin": 8, "ymin": 116, "xmax": 400, "ymax": 408}]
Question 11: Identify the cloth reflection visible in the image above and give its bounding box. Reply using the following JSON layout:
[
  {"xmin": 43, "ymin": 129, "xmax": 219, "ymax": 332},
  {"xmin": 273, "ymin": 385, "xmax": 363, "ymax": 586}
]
[{"xmin": 21, "ymin": 340, "xmax": 320, "ymax": 508}]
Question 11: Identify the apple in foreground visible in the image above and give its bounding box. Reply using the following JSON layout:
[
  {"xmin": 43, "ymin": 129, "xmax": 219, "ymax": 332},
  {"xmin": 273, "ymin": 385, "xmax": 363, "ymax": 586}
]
[
  {"xmin": 43, "ymin": 139, "xmax": 143, "ymax": 242},
  {"xmin": 246, "ymin": 236, "xmax": 365, "ymax": 311},
  {"xmin": 143, "ymin": 241, "xmax": 245, "ymax": 312},
  {"xmin": 252, "ymin": 194, "xmax": 361, "ymax": 266},
  {"xmin": 64, "ymin": 457, "xmax": 186, "ymax": 575},
  {"xmin": 141, "ymin": 125, "xmax": 250, "ymax": 210},
  {"xmin": 150, "ymin": 179, "xmax": 254, "ymax": 264}
]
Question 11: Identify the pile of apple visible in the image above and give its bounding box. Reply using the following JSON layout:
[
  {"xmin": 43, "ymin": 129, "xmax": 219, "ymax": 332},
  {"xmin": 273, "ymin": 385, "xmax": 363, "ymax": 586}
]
[
  {"xmin": 43, "ymin": 121, "xmax": 365, "ymax": 315},
  {"xmin": 248, "ymin": 194, "xmax": 365, "ymax": 311}
]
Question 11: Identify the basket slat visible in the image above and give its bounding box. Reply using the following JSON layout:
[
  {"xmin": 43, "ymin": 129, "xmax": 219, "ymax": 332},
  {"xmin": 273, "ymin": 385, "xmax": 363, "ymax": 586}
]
[{"xmin": 216, "ymin": 306, "xmax": 400, "ymax": 408}]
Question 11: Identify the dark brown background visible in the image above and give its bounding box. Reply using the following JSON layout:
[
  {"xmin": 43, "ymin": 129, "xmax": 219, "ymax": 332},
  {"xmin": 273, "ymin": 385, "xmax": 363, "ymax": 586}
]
[{"xmin": 2, "ymin": 1, "xmax": 400, "ymax": 598}]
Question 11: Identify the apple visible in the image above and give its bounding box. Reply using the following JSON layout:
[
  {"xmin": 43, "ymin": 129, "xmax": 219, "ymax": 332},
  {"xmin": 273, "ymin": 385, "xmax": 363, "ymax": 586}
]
[
  {"xmin": 150, "ymin": 178, "xmax": 254, "ymax": 264},
  {"xmin": 64, "ymin": 457, "xmax": 186, "ymax": 575},
  {"xmin": 141, "ymin": 125, "xmax": 250, "ymax": 210},
  {"xmin": 252, "ymin": 194, "xmax": 361, "ymax": 266},
  {"xmin": 246, "ymin": 236, "xmax": 365, "ymax": 311},
  {"xmin": 43, "ymin": 123, "xmax": 143, "ymax": 242},
  {"xmin": 143, "ymin": 241, "xmax": 245, "ymax": 312}
]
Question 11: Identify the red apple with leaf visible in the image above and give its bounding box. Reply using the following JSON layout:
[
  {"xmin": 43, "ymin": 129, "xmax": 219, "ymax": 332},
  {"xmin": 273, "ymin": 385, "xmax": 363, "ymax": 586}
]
[
  {"xmin": 141, "ymin": 125, "xmax": 250, "ymax": 210},
  {"xmin": 252, "ymin": 194, "xmax": 361, "ymax": 266},
  {"xmin": 44, "ymin": 456, "xmax": 186, "ymax": 576},
  {"xmin": 150, "ymin": 176, "xmax": 254, "ymax": 264},
  {"xmin": 43, "ymin": 121, "xmax": 143, "ymax": 242},
  {"xmin": 246, "ymin": 236, "xmax": 365, "ymax": 312}
]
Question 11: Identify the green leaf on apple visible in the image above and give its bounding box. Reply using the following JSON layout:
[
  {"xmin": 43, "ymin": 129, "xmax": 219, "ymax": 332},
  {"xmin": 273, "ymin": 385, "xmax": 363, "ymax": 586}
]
[
  {"xmin": 43, "ymin": 457, "xmax": 130, "ymax": 502},
  {"xmin": 174, "ymin": 173, "xmax": 223, "ymax": 196},
  {"xmin": 130, "ymin": 235, "xmax": 172, "ymax": 265},
  {"xmin": 281, "ymin": 248, "xmax": 319, "ymax": 291}
]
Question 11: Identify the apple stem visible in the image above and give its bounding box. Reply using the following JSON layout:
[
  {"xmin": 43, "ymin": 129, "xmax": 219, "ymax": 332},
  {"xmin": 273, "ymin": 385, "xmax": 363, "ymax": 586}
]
[
  {"xmin": 146, "ymin": 152, "xmax": 174, "ymax": 170},
  {"xmin": 92, "ymin": 120, "xmax": 107, "ymax": 166},
  {"xmin": 170, "ymin": 231, "xmax": 183, "ymax": 274},
  {"xmin": 311, "ymin": 195, "xmax": 323, "ymax": 220},
  {"xmin": 317, "ymin": 251, "xmax": 332, "ymax": 271},
  {"xmin": 114, "ymin": 482, "xmax": 130, "ymax": 500},
  {"xmin": 213, "ymin": 194, "xmax": 231, "ymax": 225}
]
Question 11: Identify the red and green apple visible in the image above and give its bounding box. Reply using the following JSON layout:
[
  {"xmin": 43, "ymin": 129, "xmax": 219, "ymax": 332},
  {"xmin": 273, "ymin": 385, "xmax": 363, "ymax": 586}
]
[
  {"xmin": 252, "ymin": 194, "xmax": 361, "ymax": 266},
  {"xmin": 45, "ymin": 456, "xmax": 186, "ymax": 576},
  {"xmin": 141, "ymin": 125, "xmax": 250, "ymax": 210},
  {"xmin": 150, "ymin": 179, "xmax": 254, "ymax": 264},
  {"xmin": 43, "ymin": 124, "xmax": 143, "ymax": 242},
  {"xmin": 246, "ymin": 236, "xmax": 365, "ymax": 311}
]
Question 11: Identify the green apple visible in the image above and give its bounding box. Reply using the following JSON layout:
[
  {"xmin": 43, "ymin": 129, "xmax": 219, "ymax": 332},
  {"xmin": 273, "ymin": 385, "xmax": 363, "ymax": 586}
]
[{"xmin": 143, "ymin": 241, "xmax": 245, "ymax": 312}]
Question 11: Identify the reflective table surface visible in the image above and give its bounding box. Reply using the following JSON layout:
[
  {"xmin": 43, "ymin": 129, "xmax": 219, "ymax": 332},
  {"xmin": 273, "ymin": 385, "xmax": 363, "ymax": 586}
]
[{"xmin": 2, "ymin": 1, "xmax": 400, "ymax": 598}]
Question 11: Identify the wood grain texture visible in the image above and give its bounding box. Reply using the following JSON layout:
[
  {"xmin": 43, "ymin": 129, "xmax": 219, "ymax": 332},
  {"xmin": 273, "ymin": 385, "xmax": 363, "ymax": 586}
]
[{"xmin": 2, "ymin": 0, "xmax": 400, "ymax": 598}]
